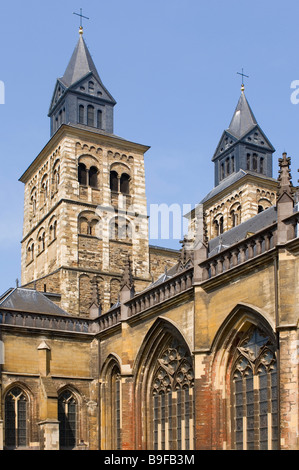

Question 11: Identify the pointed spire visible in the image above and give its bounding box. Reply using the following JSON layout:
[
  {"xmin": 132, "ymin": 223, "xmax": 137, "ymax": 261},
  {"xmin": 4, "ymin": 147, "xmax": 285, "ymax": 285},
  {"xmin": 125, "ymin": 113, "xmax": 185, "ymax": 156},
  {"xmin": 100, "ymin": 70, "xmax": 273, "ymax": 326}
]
[
  {"xmin": 227, "ymin": 89, "xmax": 257, "ymax": 139},
  {"xmin": 60, "ymin": 34, "xmax": 102, "ymax": 87},
  {"xmin": 278, "ymin": 152, "xmax": 293, "ymax": 198}
]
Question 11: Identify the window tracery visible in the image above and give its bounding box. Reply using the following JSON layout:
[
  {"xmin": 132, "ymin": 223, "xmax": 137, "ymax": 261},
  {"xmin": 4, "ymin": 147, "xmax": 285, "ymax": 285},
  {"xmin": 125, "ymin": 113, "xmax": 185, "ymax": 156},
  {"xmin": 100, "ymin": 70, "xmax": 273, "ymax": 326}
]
[
  {"xmin": 151, "ymin": 340, "xmax": 194, "ymax": 450},
  {"xmin": 5, "ymin": 387, "xmax": 28, "ymax": 448},
  {"xmin": 58, "ymin": 390, "xmax": 77, "ymax": 449},
  {"xmin": 232, "ymin": 327, "xmax": 278, "ymax": 450}
]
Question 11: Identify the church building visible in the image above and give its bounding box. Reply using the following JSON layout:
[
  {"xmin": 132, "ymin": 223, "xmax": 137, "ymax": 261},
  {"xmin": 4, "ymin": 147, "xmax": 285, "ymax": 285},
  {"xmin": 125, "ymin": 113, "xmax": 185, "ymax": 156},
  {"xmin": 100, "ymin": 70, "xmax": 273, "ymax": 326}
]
[{"xmin": 0, "ymin": 26, "xmax": 298, "ymax": 451}]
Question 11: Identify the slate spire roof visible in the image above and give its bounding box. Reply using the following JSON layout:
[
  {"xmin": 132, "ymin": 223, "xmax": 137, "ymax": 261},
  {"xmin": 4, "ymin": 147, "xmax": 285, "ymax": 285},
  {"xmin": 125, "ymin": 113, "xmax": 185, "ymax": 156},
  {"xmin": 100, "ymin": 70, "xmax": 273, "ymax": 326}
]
[
  {"xmin": 227, "ymin": 89, "xmax": 257, "ymax": 139},
  {"xmin": 60, "ymin": 33, "xmax": 102, "ymax": 87}
]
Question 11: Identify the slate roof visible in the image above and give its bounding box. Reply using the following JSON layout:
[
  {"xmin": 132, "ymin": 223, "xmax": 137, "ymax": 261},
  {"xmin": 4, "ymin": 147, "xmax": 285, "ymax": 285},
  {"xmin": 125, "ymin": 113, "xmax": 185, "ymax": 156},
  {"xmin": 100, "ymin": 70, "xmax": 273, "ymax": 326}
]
[
  {"xmin": 208, "ymin": 205, "xmax": 277, "ymax": 257},
  {"xmin": 0, "ymin": 288, "xmax": 69, "ymax": 316},
  {"xmin": 200, "ymin": 169, "xmax": 277, "ymax": 204},
  {"xmin": 227, "ymin": 91, "xmax": 257, "ymax": 139},
  {"xmin": 60, "ymin": 35, "xmax": 102, "ymax": 87}
]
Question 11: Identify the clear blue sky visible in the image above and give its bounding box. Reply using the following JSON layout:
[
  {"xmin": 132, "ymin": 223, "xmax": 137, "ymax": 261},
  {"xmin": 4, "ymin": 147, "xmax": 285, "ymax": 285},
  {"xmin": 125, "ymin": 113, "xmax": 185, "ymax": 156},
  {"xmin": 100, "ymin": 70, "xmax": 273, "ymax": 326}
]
[{"xmin": 0, "ymin": 0, "xmax": 299, "ymax": 293}]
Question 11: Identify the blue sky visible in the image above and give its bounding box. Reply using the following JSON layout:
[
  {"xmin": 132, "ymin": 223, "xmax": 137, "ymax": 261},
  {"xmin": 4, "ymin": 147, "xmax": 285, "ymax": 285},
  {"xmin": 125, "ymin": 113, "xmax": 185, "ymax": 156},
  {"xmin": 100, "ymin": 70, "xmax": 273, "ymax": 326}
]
[{"xmin": 0, "ymin": 0, "xmax": 299, "ymax": 293}]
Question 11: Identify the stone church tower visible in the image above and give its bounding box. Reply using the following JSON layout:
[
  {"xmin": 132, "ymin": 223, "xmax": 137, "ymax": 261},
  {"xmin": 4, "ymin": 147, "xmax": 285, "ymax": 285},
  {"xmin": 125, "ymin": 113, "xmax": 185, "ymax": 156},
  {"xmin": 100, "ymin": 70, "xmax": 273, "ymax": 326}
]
[
  {"xmin": 20, "ymin": 27, "xmax": 154, "ymax": 315},
  {"xmin": 188, "ymin": 85, "xmax": 279, "ymax": 243}
]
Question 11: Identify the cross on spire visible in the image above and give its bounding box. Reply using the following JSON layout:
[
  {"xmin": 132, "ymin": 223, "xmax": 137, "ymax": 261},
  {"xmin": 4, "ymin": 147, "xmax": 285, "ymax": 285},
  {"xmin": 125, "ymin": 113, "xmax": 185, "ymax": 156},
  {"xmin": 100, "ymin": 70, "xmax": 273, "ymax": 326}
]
[
  {"xmin": 237, "ymin": 68, "xmax": 249, "ymax": 91},
  {"xmin": 73, "ymin": 8, "xmax": 89, "ymax": 34}
]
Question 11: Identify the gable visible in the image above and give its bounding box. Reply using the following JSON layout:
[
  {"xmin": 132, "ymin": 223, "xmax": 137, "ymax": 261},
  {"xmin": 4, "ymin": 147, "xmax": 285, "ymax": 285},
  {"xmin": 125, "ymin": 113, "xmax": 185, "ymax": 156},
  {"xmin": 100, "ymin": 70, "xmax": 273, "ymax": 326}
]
[
  {"xmin": 49, "ymin": 79, "xmax": 67, "ymax": 114},
  {"xmin": 240, "ymin": 125, "xmax": 275, "ymax": 152},
  {"xmin": 70, "ymin": 73, "xmax": 116, "ymax": 105},
  {"xmin": 212, "ymin": 131, "xmax": 238, "ymax": 161}
]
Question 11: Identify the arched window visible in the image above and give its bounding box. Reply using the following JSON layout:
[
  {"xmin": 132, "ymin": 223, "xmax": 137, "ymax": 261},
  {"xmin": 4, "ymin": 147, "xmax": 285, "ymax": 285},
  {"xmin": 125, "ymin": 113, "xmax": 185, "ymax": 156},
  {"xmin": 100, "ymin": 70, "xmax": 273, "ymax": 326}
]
[
  {"xmin": 110, "ymin": 171, "xmax": 118, "ymax": 192},
  {"xmin": 120, "ymin": 173, "xmax": 130, "ymax": 195},
  {"xmin": 30, "ymin": 188, "xmax": 37, "ymax": 215},
  {"xmin": 231, "ymin": 327, "xmax": 278, "ymax": 450},
  {"xmin": 97, "ymin": 110, "xmax": 102, "ymax": 129},
  {"xmin": 78, "ymin": 163, "xmax": 87, "ymax": 186},
  {"xmin": 252, "ymin": 153, "xmax": 258, "ymax": 171},
  {"xmin": 26, "ymin": 240, "xmax": 34, "ymax": 264},
  {"xmin": 219, "ymin": 216, "xmax": 224, "ymax": 235},
  {"xmin": 79, "ymin": 105, "xmax": 84, "ymax": 124},
  {"xmin": 38, "ymin": 231, "xmax": 45, "ymax": 254},
  {"xmin": 79, "ymin": 217, "xmax": 88, "ymax": 235},
  {"xmin": 5, "ymin": 387, "xmax": 28, "ymax": 448},
  {"xmin": 87, "ymin": 105, "xmax": 94, "ymax": 127},
  {"xmin": 231, "ymin": 156, "xmax": 235, "ymax": 172},
  {"xmin": 151, "ymin": 340, "xmax": 194, "ymax": 450},
  {"xmin": 247, "ymin": 153, "xmax": 251, "ymax": 170},
  {"xmin": 41, "ymin": 176, "xmax": 48, "ymax": 205},
  {"xmin": 89, "ymin": 166, "xmax": 98, "ymax": 188},
  {"xmin": 221, "ymin": 162, "xmax": 225, "ymax": 180},
  {"xmin": 230, "ymin": 204, "xmax": 241, "ymax": 228},
  {"xmin": 53, "ymin": 162, "xmax": 60, "ymax": 193},
  {"xmin": 260, "ymin": 157, "xmax": 264, "ymax": 174},
  {"xmin": 49, "ymin": 219, "xmax": 57, "ymax": 242},
  {"xmin": 226, "ymin": 158, "xmax": 230, "ymax": 176},
  {"xmin": 58, "ymin": 390, "xmax": 77, "ymax": 449},
  {"xmin": 89, "ymin": 219, "xmax": 100, "ymax": 237}
]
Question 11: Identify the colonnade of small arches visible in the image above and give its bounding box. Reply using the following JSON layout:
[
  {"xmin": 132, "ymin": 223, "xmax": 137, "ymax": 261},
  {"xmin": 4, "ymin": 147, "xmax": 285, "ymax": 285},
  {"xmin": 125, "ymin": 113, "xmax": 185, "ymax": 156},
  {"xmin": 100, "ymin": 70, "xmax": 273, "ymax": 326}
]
[
  {"xmin": 26, "ymin": 216, "xmax": 57, "ymax": 265},
  {"xmin": 29, "ymin": 159, "xmax": 60, "ymax": 218}
]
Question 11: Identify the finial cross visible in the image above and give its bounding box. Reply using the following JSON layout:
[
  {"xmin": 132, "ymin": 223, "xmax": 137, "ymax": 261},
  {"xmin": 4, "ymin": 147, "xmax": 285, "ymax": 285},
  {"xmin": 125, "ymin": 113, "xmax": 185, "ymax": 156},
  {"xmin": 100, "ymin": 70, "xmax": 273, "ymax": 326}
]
[
  {"xmin": 237, "ymin": 68, "xmax": 249, "ymax": 85},
  {"xmin": 73, "ymin": 8, "xmax": 89, "ymax": 28}
]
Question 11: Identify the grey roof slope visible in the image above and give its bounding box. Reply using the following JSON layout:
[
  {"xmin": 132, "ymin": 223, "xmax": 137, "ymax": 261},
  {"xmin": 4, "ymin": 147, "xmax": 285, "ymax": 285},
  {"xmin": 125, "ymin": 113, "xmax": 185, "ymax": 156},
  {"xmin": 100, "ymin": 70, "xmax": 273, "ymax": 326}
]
[
  {"xmin": 208, "ymin": 205, "xmax": 277, "ymax": 257},
  {"xmin": 227, "ymin": 91, "xmax": 257, "ymax": 139},
  {"xmin": 0, "ymin": 288, "xmax": 69, "ymax": 316},
  {"xmin": 60, "ymin": 35, "xmax": 102, "ymax": 87},
  {"xmin": 200, "ymin": 169, "xmax": 277, "ymax": 205}
]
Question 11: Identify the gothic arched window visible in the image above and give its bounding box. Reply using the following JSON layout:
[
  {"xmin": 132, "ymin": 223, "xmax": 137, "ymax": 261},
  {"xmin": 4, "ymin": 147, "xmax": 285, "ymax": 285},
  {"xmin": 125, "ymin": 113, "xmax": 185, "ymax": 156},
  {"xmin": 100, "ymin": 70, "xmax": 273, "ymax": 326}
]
[
  {"xmin": 58, "ymin": 390, "xmax": 77, "ymax": 449},
  {"xmin": 5, "ymin": 387, "xmax": 28, "ymax": 448},
  {"xmin": 151, "ymin": 340, "xmax": 194, "ymax": 450},
  {"xmin": 231, "ymin": 327, "xmax": 278, "ymax": 450}
]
